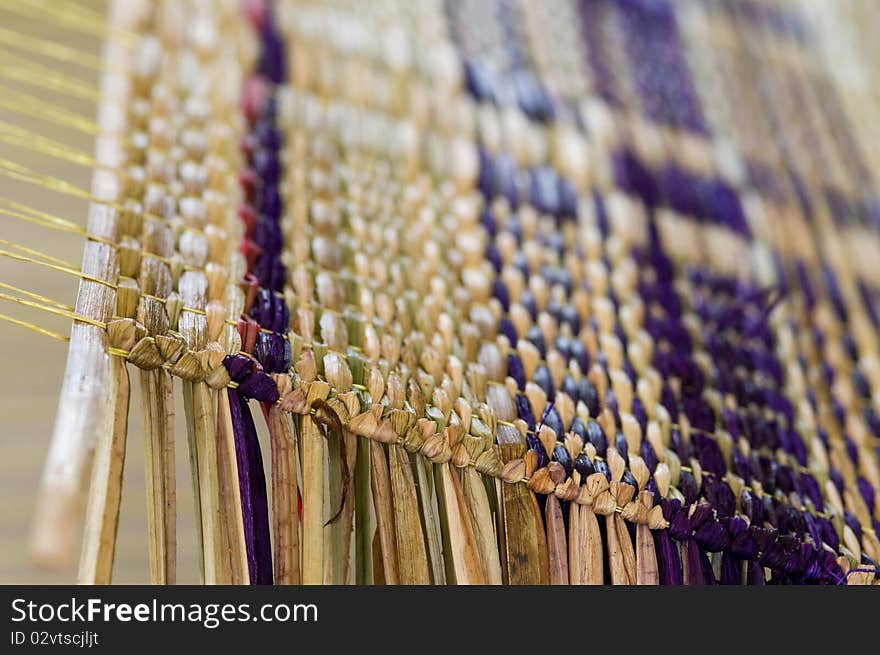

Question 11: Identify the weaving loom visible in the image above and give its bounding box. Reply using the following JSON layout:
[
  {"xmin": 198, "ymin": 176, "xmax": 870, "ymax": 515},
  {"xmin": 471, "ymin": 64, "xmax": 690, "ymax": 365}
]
[{"xmin": 0, "ymin": 0, "xmax": 878, "ymax": 585}]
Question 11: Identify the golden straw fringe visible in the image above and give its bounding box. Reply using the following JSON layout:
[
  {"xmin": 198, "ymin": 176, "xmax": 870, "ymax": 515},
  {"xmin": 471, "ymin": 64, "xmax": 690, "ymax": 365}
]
[
  {"xmin": 139, "ymin": 368, "xmax": 176, "ymax": 585},
  {"xmin": 461, "ymin": 465, "xmax": 503, "ymax": 584},
  {"xmin": 216, "ymin": 388, "xmax": 248, "ymax": 584},
  {"xmin": 497, "ymin": 430, "xmax": 548, "ymax": 584},
  {"xmin": 301, "ymin": 380, "xmax": 329, "ymax": 584},
  {"xmin": 182, "ymin": 382, "xmax": 205, "ymax": 584},
  {"xmin": 438, "ymin": 460, "xmax": 487, "ymax": 585},
  {"xmin": 267, "ymin": 404, "xmax": 300, "ymax": 585},
  {"xmin": 545, "ymin": 493, "xmax": 569, "ymax": 585},
  {"xmin": 77, "ymin": 320, "xmax": 134, "ymax": 584},
  {"xmin": 415, "ymin": 457, "xmax": 446, "ymax": 584},
  {"xmin": 369, "ymin": 440, "xmax": 399, "ymax": 585},
  {"xmin": 354, "ymin": 436, "xmax": 374, "ymax": 584},
  {"xmin": 388, "ymin": 444, "xmax": 430, "ymax": 584},
  {"xmin": 579, "ymin": 474, "xmax": 606, "ymax": 585},
  {"xmin": 635, "ymin": 491, "xmax": 659, "ymax": 585},
  {"xmin": 185, "ymin": 381, "xmax": 223, "ymax": 584}
]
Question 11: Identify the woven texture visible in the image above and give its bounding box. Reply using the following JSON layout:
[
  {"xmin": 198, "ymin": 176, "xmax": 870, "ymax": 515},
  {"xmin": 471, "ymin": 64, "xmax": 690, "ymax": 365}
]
[{"xmin": 2, "ymin": 0, "xmax": 879, "ymax": 584}]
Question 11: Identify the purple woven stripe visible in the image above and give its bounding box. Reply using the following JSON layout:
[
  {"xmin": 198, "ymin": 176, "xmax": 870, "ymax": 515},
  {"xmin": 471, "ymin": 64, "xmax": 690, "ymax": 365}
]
[
  {"xmin": 577, "ymin": 0, "xmax": 621, "ymax": 106},
  {"xmin": 639, "ymin": 217, "xmax": 848, "ymax": 584},
  {"xmin": 221, "ymin": 0, "xmax": 289, "ymax": 585},
  {"xmin": 616, "ymin": 0, "xmax": 708, "ymax": 134},
  {"xmin": 227, "ymin": 387, "xmax": 273, "ymax": 584},
  {"xmin": 614, "ymin": 147, "xmax": 750, "ymax": 237}
]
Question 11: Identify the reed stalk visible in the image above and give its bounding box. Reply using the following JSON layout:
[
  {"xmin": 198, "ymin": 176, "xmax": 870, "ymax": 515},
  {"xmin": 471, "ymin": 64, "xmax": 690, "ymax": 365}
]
[
  {"xmin": 369, "ymin": 440, "xmax": 399, "ymax": 584},
  {"xmin": 301, "ymin": 380, "xmax": 329, "ymax": 585},
  {"xmin": 567, "ymin": 501, "xmax": 581, "ymax": 584},
  {"xmin": 216, "ymin": 387, "xmax": 247, "ymax": 584},
  {"xmin": 182, "ymin": 381, "xmax": 205, "ymax": 583},
  {"xmin": 635, "ymin": 491, "xmax": 659, "ymax": 585},
  {"xmin": 605, "ymin": 511, "xmax": 629, "ymax": 585},
  {"xmin": 140, "ymin": 369, "xmax": 175, "ymax": 585},
  {"xmin": 461, "ymin": 465, "xmax": 502, "ymax": 584},
  {"xmin": 268, "ymin": 405, "xmax": 300, "ymax": 584},
  {"xmin": 324, "ymin": 425, "xmax": 356, "ymax": 583},
  {"xmin": 77, "ymin": 321, "xmax": 134, "ymax": 584},
  {"xmin": 606, "ymin": 482, "xmax": 637, "ymax": 585},
  {"xmin": 578, "ymin": 504, "xmax": 604, "ymax": 584},
  {"xmin": 340, "ymin": 431, "xmax": 357, "ymax": 583},
  {"xmin": 30, "ymin": 0, "xmax": 132, "ymax": 570},
  {"xmin": 437, "ymin": 462, "xmax": 486, "ymax": 584},
  {"xmin": 388, "ymin": 444, "xmax": 430, "ymax": 584},
  {"xmin": 497, "ymin": 427, "xmax": 548, "ymax": 584},
  {"xmin": 414, "ymin": 456, "xmax": 445, "ymax": 584},
  {"xmin": 545, "ymin": 494, "xmax": 568, "ymax": 585},
  {"xmin": 191, "ymin": 382, "xmax": 222, "ymax": 585},
  {"xmin": 354, "ymin": 435, "xmax": 374, "ymax": 584}
]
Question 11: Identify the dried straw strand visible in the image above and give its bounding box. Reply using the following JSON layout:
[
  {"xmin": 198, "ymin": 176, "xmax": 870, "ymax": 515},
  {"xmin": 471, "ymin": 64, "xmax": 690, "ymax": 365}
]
[
  {"xmin": 77, "ymin": 321, "xmax": 134, "ymax": 584},
  {"xmin": 498, "ymin": 435, "xmax": 548, "ymax": 584},
  {"xmin": 216, "ymin": 387, "xmax": 248, "ymax": 584},
  {"xmin": 190, "ymin": 382, "xmax": 222, "ymax": 584},
  {"xmin": 388, "ymin": 445, "xmax": 430, "ymax": 584},
  {"xmin": 140, "ymin": 369, "xmax": 176, "ymax": 585},
  {"xmin": 268, "ymin": 405, "xmax": 300, "ymax": 585},
  {"xmin": 369, "ymin": 440, "xmax": 399, "ymax": 585},
  {"xmin": 301, "ymin": 380, "xmax": 329, "ymax": 584}
]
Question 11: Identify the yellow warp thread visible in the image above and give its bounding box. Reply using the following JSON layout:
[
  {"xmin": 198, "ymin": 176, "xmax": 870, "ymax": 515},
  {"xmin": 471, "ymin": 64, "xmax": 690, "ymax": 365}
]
[
  {"xmin": 0, "ymin": 238, "xmax": 75, "ymax": 268},
  {"xmin": 0, "ymin": 312, "xmax": 70, "ymax": 342},
  {"xmin": 0, "ymin": 83, "xmax": 99, "ymax": 135},
  {"xmin": 0, "ymin": 0, "xmax": 138, "ymax": 47},
  {"xmin": 0, "ymin": 119, "xmax": 107, "ymax": 170},
  {"xmin": 0, "ymin": 25, "xmax": 106, "ymax": 72},
  {"xmin": 0, "ymin": 247, "xmax": 116, "ymax": 289},
  {"xmin": 0, "ymin": 290, "xmax": 106, "ymax": 329},
  {"xmin": 0, "ymin": 159, "xmax": 204, "ymax": 237},
  {"xmin": 0, "ymin": 47, "xmax": 100, "ymax": 101},
  {"xmin": 0, "ymin": 281, "xmax": 74, "ymax": 312}
]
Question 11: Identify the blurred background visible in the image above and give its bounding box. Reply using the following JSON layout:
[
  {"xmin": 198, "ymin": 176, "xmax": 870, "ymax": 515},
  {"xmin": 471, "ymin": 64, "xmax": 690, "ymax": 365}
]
[{"xmin": 0, "ymin": 0, "xmax": 201, "ymax": 584}]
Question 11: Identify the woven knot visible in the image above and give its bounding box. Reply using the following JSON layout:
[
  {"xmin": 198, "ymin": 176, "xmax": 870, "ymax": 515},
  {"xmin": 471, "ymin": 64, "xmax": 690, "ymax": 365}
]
[{"xmin": 223, "ymin": 353, "xmax": 279, "ymax": 403}]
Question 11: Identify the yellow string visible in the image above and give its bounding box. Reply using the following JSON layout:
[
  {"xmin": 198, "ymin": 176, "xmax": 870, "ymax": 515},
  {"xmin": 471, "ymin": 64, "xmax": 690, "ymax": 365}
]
[
  {"xmin": 0, "ymin": 201, "xmax": 200, "ymax": 272},
  {"xmin": 0, "ymin": 290, "xmax": 106, "ymax": 328},
  {"xmin": 0, "ymin": 120, "xmax": 105, "ymax": 170},
  {"xmin": 0, "ymin": 0, "xmax": 138, "ymax": 47},
  {"xmin": 0, "ymin": 312, "xmax": 70, "ymax": 342},
  {"xmin": 0, "ymin": 310, "xmax": 241, "ymax": 387},
  {"xmin": 0, "ymin": 248, "xmax": 116, "ymax": 289},
  {"xmin": 0, "ymin": 84, "xmax": 99, "ymax": 135},
  {"xmin": 29, "ymin": 0, "xmax": 112, "ymax": 29},
  {"xmin": 0, "ymin": 295, "xmax": 240, "ymax": 385},
  {"xmin": 0, "ymin": 239, "xmax": 74, "ymax": 268},
  {"xmin": 0, "ymin": 48, "xmax": 100, "ymax": 101},
  {"xmin": 0, "ymin": 205, "xmax": 119, "ymax": 255},
  {"xmin": 0, "ymin": 25, "xmax": 105, "ymax": 72},
  {"xmin": 0, "ymin": 281, "xmax": 74, "ymax": 311},
  {"xmin": 0, "ymin": 207, "xmax": 180, "ymax": 274},
  {"xmin": 0, "ymin": 157, "xmax": 108, "ymax": 205},
  {"xmin": 0, "ymin": 236, "xmax": 188, "ymax": 298},
  {"xmin": 0, "ymin": 203, "xmax": 88, "ymax": 237},
  {"xmin": 0, "ymin": 160, "xmax": 201, "ymax": 236}
]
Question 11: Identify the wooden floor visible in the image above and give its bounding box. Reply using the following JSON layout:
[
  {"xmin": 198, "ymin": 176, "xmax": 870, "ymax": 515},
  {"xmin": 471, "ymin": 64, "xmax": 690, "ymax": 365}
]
[{"xmin": 0, "ymin": 2, "xmax": 206, "ymax": 584}]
